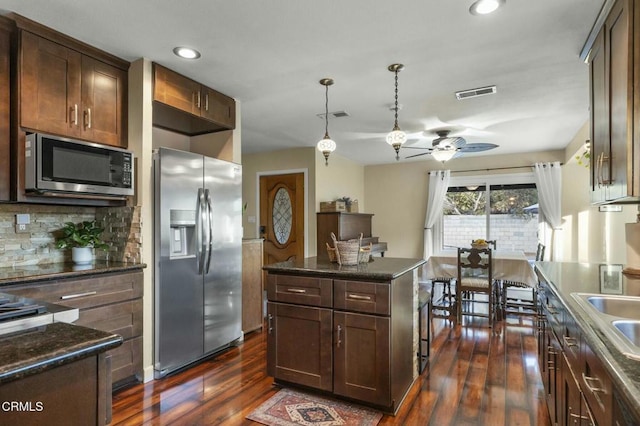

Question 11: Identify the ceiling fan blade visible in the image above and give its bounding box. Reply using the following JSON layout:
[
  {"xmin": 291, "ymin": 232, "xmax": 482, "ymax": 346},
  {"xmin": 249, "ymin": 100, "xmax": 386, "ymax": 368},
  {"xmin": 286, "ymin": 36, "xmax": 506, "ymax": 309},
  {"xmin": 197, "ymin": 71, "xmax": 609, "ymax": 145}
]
[
  {"xmin": 402, "ymin": 145, "xmax": 433, "ymax": 150},
  {"xmin": 458, "ymin": 143, "xmax": 498, "ymax": 153},
  {"xmin": 405, "ymin": 152, "xmax": 432, "ymax": 159}
]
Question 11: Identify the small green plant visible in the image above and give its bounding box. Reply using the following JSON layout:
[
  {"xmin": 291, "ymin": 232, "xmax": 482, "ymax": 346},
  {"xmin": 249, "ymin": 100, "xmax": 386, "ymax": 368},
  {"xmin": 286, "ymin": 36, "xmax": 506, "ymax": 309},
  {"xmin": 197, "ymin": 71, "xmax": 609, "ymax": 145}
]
[{"xmin": 55, "ymin": 220, "xmax": 109, "ymax": 250}]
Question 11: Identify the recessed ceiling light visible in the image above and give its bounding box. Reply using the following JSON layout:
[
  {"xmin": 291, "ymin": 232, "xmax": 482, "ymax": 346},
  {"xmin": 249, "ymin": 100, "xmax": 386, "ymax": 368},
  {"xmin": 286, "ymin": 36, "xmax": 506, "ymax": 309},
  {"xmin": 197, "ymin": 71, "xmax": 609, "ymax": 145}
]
[
  {"xmin": 469, "ymin": 0, "xmax": 505, "ymax": 15},
  {"xmin": 173, "ymin": 46, "xmax": 201, "ymax": 59}
]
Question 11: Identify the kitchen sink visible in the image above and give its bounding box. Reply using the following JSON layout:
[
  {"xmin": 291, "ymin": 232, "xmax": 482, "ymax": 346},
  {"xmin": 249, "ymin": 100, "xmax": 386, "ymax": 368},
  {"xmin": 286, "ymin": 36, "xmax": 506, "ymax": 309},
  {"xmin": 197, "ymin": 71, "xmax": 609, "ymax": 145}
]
[
  {"xmin": 613, "ymin": 320, "xmax": 640, "ymax": 347},
  {"xmin": 585, "ymin": 295, "xmax": 640, "ymax": 320},
  {"xmin": 572, "ymin": 293, "xmax": 640, "ymax": 360}
]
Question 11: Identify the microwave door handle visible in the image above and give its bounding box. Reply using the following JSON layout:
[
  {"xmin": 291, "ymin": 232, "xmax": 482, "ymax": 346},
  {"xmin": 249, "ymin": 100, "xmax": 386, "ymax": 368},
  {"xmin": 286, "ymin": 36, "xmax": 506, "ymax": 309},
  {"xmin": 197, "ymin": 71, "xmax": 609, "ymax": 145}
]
[
  {"xmin": 195, "ymin": 188, "xmax": 205, "ymax": 274},
  {"xmin": 204, "ymin": 189, "xmax": 213, "ymax": 274}
]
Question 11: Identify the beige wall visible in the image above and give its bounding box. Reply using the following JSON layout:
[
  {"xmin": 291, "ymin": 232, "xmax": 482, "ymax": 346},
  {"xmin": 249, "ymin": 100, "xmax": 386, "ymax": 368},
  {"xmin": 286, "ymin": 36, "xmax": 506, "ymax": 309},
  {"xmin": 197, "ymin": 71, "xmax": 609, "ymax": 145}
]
[
  {"xmin": 315, "ymin": 151, "xmax": 365, "ymax": 212},
  {"xmin": 561, "ymin": 123, "xmax": 637, "ymax": 264}
]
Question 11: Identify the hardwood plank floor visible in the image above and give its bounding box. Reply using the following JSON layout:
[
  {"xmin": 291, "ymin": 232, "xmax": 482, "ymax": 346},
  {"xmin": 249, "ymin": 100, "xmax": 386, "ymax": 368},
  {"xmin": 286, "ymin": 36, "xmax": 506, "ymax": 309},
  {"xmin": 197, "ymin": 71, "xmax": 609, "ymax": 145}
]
[{"xmin": 111, "ymin": 315, "xmax": 551, "ymax": 425}]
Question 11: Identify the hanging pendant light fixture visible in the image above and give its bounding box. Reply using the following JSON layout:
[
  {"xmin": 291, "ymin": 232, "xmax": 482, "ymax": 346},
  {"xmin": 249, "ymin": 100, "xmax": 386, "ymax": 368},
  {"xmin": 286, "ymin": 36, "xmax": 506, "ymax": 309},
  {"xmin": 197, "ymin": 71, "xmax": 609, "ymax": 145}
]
[
  {"xmin": 317, "ymin": 78, "xmax": 337, "ymax": 166},
  {"xmin": 386, "ymin": 64, "xmax": 407, "ymax": 160}
]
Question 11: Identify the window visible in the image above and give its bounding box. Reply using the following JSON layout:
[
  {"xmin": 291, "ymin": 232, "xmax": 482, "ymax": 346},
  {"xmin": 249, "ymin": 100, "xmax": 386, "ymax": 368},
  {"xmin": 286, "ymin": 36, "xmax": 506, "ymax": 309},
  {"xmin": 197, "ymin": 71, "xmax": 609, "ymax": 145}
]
[{"xmin": 436, "ymin": 173, "xmax": 540, "ymax": 259}]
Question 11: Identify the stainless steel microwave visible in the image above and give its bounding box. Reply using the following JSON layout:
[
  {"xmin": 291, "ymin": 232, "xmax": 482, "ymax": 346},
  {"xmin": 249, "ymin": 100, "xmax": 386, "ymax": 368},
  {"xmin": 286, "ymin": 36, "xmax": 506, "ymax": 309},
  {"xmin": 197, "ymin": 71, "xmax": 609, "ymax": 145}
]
[{"xmin": 25, "ymin": 133, "xmax": 134, "ymax": 198}]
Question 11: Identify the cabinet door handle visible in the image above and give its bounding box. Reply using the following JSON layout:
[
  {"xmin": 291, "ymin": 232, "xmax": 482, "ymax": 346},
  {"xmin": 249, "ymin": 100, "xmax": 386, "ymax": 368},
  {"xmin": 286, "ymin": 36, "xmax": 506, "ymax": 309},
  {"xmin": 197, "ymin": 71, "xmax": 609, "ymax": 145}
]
[
  {"xmin": 205, "ymin": 93, "xmax": 209, "ymax": 111},
  {"xmin": 582, "ymin": 372, "xmax": 606, "ymax": 407},
  {"xmin": 563, "ymin": 336, "xmax": 579, "ymax": 348},
  {"xmin": 347, "ymin": 294, "xmax": 372, "ymax": 301},
  {"xmin": 195, "ymin": 91, "xmax": 201, "ymax": 109},
  {"xmin": 70, "ymin": 104, "xmax": 79, "ymax": 126},
  {"xmin": 286, "ymin": 288, "xmax": 306, "ymax": 294},
  {"xmin": 336, "ymin": 324, "xmax": 342, "ymax": 348},
  {"xmin": 60, "ymin": 291, "xmax": 97, "ymax": 300},
  {"xmin": 84, "ymin": 108, "xmax": 92, "ymax": 129},
  {"xmin": 268, "ymin": 313, "xmax": 273, "ymax": 334}
]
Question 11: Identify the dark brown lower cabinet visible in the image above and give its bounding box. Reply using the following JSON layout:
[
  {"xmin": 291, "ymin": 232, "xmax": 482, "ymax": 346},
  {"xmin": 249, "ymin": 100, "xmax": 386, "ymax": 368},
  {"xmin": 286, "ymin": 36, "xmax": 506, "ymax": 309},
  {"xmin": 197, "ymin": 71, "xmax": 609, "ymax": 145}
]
[
  {"xmin": 266, "ymin": 302, "xmax": 333, "ymax": 391},
  {"xmin": 0, "ymin": 353, "xmax": 109, "ymax": 426},
  {"xmin": 562, "ymin": 352, "xmax": 595, "ymax": 425},
  {"xmin": 333, "ymin": 311, "xmax": 390, "ymax": 406},
  {"xmin": 5, "ymin": 270, "xmax": 143, "ymax": 387},
  {"xmin": 265, "ymin": 270, "xmax": 415, "ymax": 413}
]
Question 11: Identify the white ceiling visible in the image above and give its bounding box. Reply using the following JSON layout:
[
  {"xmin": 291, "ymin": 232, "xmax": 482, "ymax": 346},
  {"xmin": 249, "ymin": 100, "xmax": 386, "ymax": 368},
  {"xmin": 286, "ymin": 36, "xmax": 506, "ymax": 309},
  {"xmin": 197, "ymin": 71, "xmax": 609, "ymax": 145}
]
[{"xmin": 1, "ymin": 0, "xmax": 604, "ymax": 165}]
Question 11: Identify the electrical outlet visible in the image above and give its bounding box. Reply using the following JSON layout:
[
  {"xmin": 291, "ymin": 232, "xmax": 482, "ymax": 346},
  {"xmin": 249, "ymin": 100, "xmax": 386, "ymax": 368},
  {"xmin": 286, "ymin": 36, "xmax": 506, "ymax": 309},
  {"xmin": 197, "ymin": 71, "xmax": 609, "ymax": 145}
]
[{"xmin": 15, "ymin": 224, "xmax": 28, "ymax": 234}]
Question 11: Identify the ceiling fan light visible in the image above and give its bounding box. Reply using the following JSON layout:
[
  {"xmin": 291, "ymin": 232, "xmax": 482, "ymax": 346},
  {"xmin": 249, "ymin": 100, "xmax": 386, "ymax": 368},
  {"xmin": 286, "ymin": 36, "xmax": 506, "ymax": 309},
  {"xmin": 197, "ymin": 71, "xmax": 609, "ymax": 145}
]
[
  {"xmin": 469, "ymin": 0, "xmax": 504, "ymax": 15},
  {"xmin": 431, "ymin": 149, "xmax": 457, "ymax": 162}
]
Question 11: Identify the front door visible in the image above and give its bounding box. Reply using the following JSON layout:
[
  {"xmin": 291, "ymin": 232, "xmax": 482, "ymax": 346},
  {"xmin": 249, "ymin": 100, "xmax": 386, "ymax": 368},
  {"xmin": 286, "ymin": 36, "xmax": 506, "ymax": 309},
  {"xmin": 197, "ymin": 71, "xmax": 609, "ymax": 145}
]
[{"xmin": 259, "ymin": 173, "xmax": 305, "ymax": 265}]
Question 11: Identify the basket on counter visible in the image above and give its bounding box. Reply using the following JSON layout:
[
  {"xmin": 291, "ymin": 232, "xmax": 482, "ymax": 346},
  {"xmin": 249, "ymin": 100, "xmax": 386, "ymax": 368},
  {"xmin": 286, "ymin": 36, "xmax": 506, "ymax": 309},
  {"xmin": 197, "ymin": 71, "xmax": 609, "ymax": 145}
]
[
  {"xmin": 358, "ymin": 242, "xmax": 372, "ymax": 263},
  {"xmin": 328, "ymin": 232, "xmax": 362, "ymax": 266}
]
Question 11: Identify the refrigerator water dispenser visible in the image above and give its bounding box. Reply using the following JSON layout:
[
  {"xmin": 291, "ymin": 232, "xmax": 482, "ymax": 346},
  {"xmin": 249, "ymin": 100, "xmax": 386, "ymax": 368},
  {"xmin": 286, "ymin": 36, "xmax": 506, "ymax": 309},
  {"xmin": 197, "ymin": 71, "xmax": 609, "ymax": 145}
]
[{"xmin": 169, "ymin": 209, "xmax": 195, "ymax": 258}]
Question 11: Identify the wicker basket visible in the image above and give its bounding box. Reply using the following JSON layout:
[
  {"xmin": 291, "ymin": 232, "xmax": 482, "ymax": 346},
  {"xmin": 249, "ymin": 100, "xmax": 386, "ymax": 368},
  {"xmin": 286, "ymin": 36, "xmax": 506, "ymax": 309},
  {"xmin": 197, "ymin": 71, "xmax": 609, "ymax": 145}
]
[
  {"xmin": 331, "ymin": 232, "xmax": 362, "ymax": 266},
  {"xmin": 358, "ymin": 243, "xmax": 372, "ymax": 263},
  {"xmin": 326, "ymin": 242, "xmax": 339, "ymax": 263}
]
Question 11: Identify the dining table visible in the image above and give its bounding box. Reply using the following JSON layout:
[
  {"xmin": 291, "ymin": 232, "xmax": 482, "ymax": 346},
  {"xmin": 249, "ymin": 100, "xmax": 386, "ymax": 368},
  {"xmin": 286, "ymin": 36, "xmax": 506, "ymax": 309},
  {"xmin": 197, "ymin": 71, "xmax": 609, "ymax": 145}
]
[{"xmin": 422, "ymin": 249, "xmax": 538, "ymax": 288}]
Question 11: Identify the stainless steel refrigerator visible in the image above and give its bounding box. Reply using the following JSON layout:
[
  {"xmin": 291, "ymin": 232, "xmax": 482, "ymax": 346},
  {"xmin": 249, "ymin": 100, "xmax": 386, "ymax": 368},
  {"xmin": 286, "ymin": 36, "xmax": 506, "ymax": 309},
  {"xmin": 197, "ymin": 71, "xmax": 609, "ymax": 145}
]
[{"xmin": 153, "ymin": 147, "xmax": 243, "ymax": 379}]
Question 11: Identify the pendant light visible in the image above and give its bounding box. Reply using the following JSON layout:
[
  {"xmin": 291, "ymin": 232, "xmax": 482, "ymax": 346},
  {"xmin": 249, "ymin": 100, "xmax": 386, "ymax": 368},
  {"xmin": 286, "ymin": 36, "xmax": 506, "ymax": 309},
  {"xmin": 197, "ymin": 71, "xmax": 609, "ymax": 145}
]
[
  {"xmin": 386, "ymin": 64, "xmax": 407, "ymax": 160},
  {"xmin": 317, "ymin": 78, "xmax": 337, "ymax": 166}
]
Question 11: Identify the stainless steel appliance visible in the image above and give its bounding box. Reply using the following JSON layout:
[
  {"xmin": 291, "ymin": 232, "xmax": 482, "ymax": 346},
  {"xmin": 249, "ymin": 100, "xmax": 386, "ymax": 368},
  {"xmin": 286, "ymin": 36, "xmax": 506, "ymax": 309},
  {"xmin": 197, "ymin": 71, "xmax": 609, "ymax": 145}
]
[
  {"xmin": 25, "ymin": 133, "xmax": 134, "ymax": 198},
  {"xmin": 0, "ymin": 292, "xmax": 79, "ymax": 336},
  {"xmin": 153, "ymin": 147, "xmax": 243, "ymax": 378}
]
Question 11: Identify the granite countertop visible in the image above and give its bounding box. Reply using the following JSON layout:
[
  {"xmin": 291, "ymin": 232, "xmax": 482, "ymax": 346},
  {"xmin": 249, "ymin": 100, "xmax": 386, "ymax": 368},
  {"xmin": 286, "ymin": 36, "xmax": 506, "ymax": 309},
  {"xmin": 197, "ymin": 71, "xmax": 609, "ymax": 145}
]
[
  {"xmin": 0, "ymin": 261, "xmax": 146, "ymax": 287},
  {"xmin": 535, "ymin": 261, "xmax": 640, "ymax": 418},
  {"xmin": 0, "ymin": 322, "xmax": 122, "ymax": 385},
  {"xmin": 263, "ymin": 256, "xmax": 426, "ymax": 281}
]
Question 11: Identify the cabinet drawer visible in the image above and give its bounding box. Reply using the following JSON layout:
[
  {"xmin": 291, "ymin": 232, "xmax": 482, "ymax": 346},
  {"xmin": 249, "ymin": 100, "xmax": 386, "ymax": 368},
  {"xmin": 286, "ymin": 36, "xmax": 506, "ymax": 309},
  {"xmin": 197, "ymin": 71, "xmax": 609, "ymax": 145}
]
[
  {"xmin": 266, "ymin": 274, "xmax": 332, "ymax": 308},
  {"xmin": 76, "ymin": 299, "xmax": 142, "ymax": 340},
  {"xmin": 6, "ymin": 271, "xmax": 143, "ymax": 309},
  {"xmin": 581, "ymin": 340, "xmax": 613, "ymax": 426},
  {"xmin": 109, "ymin": 336, "xmax": 142, "ymax": 386},
  {"xmin": 333, "ymin": 280, "xmax": 390, "ymax": 315}
]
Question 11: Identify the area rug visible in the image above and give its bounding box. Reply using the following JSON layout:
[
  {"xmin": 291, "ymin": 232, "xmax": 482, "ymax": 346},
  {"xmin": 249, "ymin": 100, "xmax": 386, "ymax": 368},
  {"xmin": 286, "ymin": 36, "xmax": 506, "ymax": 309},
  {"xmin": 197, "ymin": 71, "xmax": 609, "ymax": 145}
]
[{"xmin": 246, "ymin": 388, "xmax": 383, "ymax": 426}]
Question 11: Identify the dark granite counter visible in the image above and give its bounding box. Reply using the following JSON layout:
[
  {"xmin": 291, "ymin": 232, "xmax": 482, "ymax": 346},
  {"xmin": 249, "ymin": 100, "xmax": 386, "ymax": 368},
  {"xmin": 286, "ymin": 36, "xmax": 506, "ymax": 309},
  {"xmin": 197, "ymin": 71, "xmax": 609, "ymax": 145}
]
[
  {"xmin": 0, "ymin": 321, "xmax": 122, "ymax": 385},
  {"xmin": 0, "ymin": 261, "xmax": 145, "ymax": 287},
  {"xmin": 263, "ymin": 256, "xmax": 425, "ymax": 281},
  {"xmin": 535, "ymin": 261, "xmax": 640, "ymax": 418}
]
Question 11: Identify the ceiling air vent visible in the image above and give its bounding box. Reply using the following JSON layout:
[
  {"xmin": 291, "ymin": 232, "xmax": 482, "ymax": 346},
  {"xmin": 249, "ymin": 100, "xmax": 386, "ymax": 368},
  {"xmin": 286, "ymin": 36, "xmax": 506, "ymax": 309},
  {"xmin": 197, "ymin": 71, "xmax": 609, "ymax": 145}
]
[
  {"xmin": 455, "ymin": 85, "xmax": 497, "ymax": 100},
  {"xmin": 317, "ymin": 111, "xmax": 350, "ymax": 119}
]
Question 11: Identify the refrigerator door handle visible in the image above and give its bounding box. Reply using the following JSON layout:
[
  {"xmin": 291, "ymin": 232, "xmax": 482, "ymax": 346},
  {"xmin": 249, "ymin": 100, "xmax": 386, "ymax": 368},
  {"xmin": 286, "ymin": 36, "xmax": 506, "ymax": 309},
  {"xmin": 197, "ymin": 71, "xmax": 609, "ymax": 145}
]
[
  {"xmin": 196, "ymin": 188, "xmax": 206, "ymax": 274},
  {"xmin": 204, "ymin": 189, "xmax": 213, "ymax": 274}
]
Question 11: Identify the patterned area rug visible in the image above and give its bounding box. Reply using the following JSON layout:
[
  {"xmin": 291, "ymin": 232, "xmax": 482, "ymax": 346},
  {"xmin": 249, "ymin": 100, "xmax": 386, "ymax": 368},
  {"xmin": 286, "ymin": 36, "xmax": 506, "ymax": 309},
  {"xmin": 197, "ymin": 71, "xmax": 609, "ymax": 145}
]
[{"xmin": 246, "ymin": 388, "xmax": 383, "ymax": 426}]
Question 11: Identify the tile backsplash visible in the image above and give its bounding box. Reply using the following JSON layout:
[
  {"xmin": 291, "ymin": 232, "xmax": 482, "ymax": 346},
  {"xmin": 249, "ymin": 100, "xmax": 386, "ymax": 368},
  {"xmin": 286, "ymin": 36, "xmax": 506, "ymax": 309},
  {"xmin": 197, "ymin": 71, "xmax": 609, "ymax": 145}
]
[{"xmin": 0, "ymin": 204, "xmax": 141, "ymax": 268}]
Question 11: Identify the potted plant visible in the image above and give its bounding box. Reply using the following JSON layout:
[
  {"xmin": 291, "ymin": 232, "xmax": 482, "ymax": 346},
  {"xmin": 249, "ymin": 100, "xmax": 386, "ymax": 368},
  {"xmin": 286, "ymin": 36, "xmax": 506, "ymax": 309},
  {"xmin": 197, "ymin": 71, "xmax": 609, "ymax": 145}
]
[{"xmin": 55, "ymin": 220, "xmax": 109, "ymax": 264}]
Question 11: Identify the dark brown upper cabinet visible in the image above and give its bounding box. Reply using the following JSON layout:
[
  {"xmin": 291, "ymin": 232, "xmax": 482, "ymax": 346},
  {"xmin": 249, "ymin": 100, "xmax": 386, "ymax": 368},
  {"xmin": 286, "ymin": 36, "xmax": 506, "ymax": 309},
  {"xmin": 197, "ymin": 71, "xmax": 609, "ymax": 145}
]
[
  {"xmin": 153, "ymin": 63, "xmax": 236, "ymax": 135},
  {"xmin": 0, "ymin": 17, "xmax": 12, "ymax": 201},
  {"xmin": 15, "ymin": 15, "xmax": 128, "ymax": 148},
  {"xmin": 588, "ymin": 0, "xmax": 640, "ymax": 204}
]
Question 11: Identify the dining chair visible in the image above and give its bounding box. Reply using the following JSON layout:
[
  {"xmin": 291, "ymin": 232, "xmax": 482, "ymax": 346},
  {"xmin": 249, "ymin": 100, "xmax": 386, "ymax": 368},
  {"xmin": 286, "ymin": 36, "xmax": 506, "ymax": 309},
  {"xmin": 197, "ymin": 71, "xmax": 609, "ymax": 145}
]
[
  {"xmin": 457, "ymin": 247, "xmax": 497, "ymax": 327},
  {"xmin": 502, "ymin": 242, "xmax": 544, "ymax": 317}
]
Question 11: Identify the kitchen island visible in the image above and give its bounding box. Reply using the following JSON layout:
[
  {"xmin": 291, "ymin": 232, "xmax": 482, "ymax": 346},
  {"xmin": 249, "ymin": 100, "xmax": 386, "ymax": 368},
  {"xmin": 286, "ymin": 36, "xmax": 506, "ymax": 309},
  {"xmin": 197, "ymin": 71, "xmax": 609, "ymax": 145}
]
[{"xmin": 263, "ymin": 256, "xmax": 425, "ymax": 414}]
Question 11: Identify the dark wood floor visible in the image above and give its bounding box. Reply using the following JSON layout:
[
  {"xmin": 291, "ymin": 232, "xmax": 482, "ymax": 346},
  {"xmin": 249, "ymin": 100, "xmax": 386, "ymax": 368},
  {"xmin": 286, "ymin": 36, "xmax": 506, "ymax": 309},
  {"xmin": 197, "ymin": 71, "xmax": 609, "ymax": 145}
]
[{"xmin": 111, "ymin": 314, "xmax": 551, "ymax": 425}]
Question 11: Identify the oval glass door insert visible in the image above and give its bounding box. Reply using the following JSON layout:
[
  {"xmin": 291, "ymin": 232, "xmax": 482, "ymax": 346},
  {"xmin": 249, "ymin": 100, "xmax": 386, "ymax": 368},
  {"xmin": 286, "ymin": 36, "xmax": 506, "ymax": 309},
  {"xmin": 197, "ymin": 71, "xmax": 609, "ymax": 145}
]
[{"xmin": 272, "ymin": 187, "xmax": 292, "ymax": 244}]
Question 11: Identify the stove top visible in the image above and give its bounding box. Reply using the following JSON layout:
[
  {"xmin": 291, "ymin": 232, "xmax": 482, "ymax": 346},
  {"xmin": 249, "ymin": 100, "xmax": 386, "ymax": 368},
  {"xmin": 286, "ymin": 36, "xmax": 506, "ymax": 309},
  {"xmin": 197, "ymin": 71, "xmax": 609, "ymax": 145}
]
[
  {"xmin": 0, "ymin": 293, "xmax": 79, "ymax": 336},
  {"xmin": 0, "ymin": 297, "xmax": 46, "ymax": 322}
]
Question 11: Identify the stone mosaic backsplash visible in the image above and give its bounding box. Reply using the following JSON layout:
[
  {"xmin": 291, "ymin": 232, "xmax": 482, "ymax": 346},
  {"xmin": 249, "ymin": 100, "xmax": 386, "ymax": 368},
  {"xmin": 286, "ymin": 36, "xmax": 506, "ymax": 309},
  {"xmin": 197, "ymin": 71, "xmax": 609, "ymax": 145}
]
[{"xmin": 0, "ymin": 204, "xmax": 141, "ymax": 268}]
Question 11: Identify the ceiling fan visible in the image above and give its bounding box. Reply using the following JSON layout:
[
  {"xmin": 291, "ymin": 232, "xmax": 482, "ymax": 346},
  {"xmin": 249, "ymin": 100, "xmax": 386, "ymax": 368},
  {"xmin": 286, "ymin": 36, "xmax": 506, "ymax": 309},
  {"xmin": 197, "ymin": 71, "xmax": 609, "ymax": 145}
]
[{"xmin": 402, "ymin": 130, "xmax": 498, "ymax": 161}]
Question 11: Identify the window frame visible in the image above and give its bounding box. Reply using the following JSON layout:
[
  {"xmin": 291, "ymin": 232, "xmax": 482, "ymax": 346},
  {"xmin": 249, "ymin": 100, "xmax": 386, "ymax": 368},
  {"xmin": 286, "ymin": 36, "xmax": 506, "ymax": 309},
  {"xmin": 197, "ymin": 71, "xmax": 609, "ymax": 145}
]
[{"xmin": 433, "ymin": 172, "xmax": 540, "ymax": 252}]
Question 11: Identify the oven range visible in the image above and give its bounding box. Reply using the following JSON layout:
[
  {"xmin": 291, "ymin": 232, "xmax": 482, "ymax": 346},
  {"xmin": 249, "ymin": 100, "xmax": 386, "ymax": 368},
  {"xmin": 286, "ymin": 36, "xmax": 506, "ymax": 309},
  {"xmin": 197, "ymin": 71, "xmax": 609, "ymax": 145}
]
[{"xmin": 0, "ymin": 292, "xmax": 79, "ymax": 336}]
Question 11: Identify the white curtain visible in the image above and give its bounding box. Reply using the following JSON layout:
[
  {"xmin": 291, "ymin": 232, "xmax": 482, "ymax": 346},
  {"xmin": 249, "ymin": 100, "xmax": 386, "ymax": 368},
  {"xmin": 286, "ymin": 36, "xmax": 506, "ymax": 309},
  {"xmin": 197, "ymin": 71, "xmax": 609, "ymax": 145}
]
[
  {"xmin": 533, "ymin": 162, "xmax": 562, "ymax": 261},
  {"xmin": 423, "ymin": 170, "xmax": 451, "ymax": 259}
]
